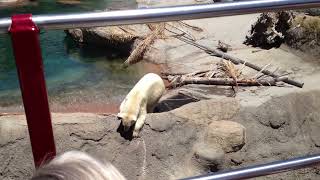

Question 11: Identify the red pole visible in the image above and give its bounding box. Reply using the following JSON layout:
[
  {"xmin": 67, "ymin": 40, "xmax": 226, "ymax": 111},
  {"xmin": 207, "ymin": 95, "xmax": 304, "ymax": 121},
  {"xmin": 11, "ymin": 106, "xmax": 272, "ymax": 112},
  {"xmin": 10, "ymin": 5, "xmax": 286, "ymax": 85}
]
[{"xmin": 9, "ymin": 14, "xmax": 56, "ymax": 168}]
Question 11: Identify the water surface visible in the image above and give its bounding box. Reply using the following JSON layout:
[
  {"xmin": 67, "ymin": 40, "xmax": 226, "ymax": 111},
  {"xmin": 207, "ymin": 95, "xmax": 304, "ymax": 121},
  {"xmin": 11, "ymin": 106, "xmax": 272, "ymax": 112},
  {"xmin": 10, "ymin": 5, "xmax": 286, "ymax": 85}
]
[{"xmin": 0, "ymin": 0, "xmax": 164, "ymax": 113}]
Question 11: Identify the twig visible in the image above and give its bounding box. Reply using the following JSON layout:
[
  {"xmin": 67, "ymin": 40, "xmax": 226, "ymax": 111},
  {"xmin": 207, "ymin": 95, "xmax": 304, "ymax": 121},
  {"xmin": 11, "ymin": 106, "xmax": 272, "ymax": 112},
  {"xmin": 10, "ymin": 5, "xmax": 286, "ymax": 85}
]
[
  {"xmin": 177, "ymin": 21, "xmax": 204, "ymax": 32},
  {"xmin": 252, "ymin": 63, "xmax": 271, "ymax": 79},
  {"xmin": 186, "ymin": 69, "xmax": 211, "ymax": 76},
  {"xmin": 165, "ymin": 23, "xmax": 196, "ymax": 41}
]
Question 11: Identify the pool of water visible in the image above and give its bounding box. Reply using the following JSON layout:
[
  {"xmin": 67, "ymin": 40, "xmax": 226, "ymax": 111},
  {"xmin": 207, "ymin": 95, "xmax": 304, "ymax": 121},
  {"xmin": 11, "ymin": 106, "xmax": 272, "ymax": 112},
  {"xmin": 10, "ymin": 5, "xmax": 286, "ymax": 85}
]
[{"xmin": 0, "ymin": 0, "xmax": 164, "ymax": 113}]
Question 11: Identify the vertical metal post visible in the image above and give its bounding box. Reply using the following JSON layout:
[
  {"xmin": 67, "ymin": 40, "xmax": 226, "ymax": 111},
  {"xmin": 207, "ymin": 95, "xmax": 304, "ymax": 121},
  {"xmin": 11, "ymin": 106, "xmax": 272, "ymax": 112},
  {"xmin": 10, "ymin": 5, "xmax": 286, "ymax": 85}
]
[{"xmin": 9, "ymin": 14, "xmax": 56, "ymax": 168}]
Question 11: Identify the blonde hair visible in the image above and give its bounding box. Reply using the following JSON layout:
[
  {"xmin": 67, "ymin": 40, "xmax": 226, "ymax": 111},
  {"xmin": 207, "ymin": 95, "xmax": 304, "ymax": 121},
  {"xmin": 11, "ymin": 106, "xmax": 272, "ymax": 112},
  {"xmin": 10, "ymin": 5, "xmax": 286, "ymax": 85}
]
[{"xmin": 31, "ymin": 151, "xmax": 126, "ymax": 180}]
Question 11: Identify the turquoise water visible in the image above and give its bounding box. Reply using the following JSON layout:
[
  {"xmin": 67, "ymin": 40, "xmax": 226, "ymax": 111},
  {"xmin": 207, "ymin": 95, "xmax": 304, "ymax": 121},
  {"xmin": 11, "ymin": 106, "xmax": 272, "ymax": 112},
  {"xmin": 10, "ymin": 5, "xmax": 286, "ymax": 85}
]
[{"xmin": 0, "ymin": 0, "xmax": 161, "ymax": 113}]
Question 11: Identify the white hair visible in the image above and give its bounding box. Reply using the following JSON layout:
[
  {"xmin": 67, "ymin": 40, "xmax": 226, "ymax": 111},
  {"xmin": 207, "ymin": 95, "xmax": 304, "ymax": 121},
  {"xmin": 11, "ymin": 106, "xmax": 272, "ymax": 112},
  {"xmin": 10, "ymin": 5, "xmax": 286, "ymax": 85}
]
[{"xmin": 31, "ymin": 151, "xmax": 126, "ymax": 180}]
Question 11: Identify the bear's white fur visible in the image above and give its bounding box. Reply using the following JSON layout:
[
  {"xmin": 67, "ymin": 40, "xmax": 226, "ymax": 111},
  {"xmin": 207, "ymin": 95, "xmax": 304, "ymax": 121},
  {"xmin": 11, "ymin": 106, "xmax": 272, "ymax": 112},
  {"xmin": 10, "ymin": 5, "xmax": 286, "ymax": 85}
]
[{"xmin": 117, "ymin": 73, "xmax": 165, "ymax": 137}]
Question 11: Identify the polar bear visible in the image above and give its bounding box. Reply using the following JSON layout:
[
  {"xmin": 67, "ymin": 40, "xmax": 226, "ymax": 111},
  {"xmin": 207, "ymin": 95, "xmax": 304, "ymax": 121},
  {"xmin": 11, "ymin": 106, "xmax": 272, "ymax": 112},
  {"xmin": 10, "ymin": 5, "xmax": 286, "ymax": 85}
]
[{"xmin": 117, "ymin": 73, "xmax": 165, "ymax": 137}]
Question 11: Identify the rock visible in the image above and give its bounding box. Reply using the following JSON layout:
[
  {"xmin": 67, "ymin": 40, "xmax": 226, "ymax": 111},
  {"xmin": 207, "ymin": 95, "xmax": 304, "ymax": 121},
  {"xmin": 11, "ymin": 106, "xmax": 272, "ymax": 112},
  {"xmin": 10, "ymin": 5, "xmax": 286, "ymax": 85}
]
[
  {"xmin": 303, "ymin": 8, "xmax": 320, "ymax": 16},
  {"xmin": 205, "ymin": 120, "xmax": 246, "ymax": 153},
  {"xmin": 305, "ymin": 112, "xmax": 320, "ymax": 147},
  {"xmin": 230, "ymin": 155, "xmax": 243, "ymax": 165},
  {"xmin": 286, "ymin": 15, "xmax": 320, "ymax": 58},
  {"xmin": 263, "ymin": 108, "xmax": 287, "ymax": 129},
  {"xmin": 0, "ymin": 0, "xmax": 30, "ymax": 7},
  {"xmin": 172, "ymin": 98, "xmax": 240, "ymax": 125},
  {"xmin": 67, "ymin": 26, "xmax": 137, "ymax": 46},
  {"xmin": 193, "ymin": 143, "xmax": 225, "ymax": 171},
  {"xmin": 66, "ymin": 24, "xmax": 150, "ymax": 50},
  {"xmin": 146, "ymin": 113, "xmax": 176, "ymax": 132},
  {"xmin": 245, "ymin": 12, "xmax": 293, "ymax": 49},
  {"xmin": 67, "ymin": 29, "xmax": 83, "ymax": 43}
]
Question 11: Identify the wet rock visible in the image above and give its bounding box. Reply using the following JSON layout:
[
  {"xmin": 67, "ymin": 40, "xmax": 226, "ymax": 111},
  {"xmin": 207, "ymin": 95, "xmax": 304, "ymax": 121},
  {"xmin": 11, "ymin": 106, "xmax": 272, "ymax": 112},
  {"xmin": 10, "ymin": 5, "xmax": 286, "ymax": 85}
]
[
  {"xmin": 193, "ymin": 143, "xmax": 225, "ymax": 171},
  {"xmin": 66, "ymin": 29, "xmax": 83, "ymax": 43},
  {"xmin": 205, "ymin": 120, "xmax": 246, "ymax": 153},
  {"xmin": 65, "ymin": 24, "xmax": 150, "ymax": 53},
  {"xmin": 67, "ymin": 26, "xmax": 137, "ymax": 46},
  {"xmin": 0, "ymin": 0, "xmax": 30, "ymax": 7}
]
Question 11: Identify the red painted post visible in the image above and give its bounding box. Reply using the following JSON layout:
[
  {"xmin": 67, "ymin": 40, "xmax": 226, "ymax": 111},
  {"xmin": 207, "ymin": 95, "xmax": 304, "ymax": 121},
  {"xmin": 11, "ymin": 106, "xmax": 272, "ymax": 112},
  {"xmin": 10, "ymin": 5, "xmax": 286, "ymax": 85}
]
[{"xmin": 9, "ymin": 14, "xmax": 56, "ymax": 168}]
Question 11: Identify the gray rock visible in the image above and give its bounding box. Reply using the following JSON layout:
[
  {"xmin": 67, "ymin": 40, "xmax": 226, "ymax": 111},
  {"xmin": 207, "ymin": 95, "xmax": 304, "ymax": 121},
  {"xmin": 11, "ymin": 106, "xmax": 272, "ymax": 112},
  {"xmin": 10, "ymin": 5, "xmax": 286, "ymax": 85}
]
[
  {"xmin": 205, "ymin": 120, "xmax": 246, "ymax": 153},
  {"xmin": 305, "ymin": 112, "xmax": 320, "ymax": 147},
  {"xmin": 172, "ymin": 98, "xmax": 240, "ymax": 125},
  {"xmin": 146, "ymin": 113, "xmax": 176, "ymax": 132},
  {"xmin": 193, "ymin": 143, "xmax": 225, "ymax": 171}
]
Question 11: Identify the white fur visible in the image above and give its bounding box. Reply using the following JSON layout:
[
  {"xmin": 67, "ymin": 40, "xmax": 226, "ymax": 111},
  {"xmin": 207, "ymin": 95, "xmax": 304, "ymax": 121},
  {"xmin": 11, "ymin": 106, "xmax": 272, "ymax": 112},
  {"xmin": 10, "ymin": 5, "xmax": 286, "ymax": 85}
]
[{"xmin": 117, "ymin": 73, "xmax": 165, "ymax": 137}]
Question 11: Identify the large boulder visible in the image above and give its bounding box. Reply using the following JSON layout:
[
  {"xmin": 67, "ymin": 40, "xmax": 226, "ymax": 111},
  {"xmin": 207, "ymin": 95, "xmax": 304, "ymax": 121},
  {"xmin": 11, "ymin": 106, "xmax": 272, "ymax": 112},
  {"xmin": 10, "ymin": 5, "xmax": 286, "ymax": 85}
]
[{"xmin": 205, "ymin": 120, "xmax": 246, "ymax": 153}]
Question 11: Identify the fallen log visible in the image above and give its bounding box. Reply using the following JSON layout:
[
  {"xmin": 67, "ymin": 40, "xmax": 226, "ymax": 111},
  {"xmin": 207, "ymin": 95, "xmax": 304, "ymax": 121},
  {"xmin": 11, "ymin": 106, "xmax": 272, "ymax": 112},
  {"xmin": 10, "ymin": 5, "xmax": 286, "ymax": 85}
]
[
  {"xmin": 175, "ymin": 36, "xmax": 304, "ymax": 88},
  {"xmin": 168, "ymin": 77, "xmax": 287, "ymax": 88}
]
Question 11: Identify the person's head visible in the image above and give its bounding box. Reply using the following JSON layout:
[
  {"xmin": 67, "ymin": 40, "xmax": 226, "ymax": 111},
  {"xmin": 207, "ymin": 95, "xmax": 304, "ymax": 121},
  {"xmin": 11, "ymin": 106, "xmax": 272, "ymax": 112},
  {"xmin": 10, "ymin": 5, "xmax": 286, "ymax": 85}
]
[{"xmin": 31, "ymin": 151, "xmax": 126, "ymax": 180}]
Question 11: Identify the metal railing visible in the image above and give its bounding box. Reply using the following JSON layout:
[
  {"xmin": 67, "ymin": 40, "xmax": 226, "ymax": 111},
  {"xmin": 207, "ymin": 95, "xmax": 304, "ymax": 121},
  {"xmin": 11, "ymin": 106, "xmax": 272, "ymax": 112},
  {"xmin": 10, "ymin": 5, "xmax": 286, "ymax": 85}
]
[
  {"xmin": 1, "ymin": 0, "xmax": 320, "ymax": 178},
  {"xmin": 1, "ymin": 0, "xmax": 320, "ymax": 33},
  {"xmin": 181, "ymin": 154, "xmax": 320, "ymax": 180}
]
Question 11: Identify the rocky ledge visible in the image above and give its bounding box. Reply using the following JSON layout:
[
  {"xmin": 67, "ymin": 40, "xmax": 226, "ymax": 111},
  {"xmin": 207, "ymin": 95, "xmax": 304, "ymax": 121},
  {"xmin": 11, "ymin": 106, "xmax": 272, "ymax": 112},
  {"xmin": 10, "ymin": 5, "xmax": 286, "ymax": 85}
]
[{"xmin": 1, "ymin": 87, "xmax": 320, "ymax": 179}]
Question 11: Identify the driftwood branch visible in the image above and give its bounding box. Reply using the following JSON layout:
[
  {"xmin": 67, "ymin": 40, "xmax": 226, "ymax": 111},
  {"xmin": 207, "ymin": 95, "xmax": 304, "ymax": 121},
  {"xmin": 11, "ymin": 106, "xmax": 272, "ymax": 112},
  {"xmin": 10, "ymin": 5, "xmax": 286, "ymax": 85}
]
[
  {"xmin": 175, "ymin": 36, "xmax": 304, "ymax": 88},
  {"xmin": 168, "ymin": 77, "xmax": 287, "ymax": 88}
]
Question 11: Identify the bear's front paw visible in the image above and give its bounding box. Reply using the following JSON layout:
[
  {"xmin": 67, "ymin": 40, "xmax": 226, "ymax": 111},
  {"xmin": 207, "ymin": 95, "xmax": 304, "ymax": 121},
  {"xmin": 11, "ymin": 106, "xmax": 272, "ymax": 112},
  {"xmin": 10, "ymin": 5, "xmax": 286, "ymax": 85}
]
[{"xmin": 132, "ymin": 131, "xmax": 140, "ymax": 138}]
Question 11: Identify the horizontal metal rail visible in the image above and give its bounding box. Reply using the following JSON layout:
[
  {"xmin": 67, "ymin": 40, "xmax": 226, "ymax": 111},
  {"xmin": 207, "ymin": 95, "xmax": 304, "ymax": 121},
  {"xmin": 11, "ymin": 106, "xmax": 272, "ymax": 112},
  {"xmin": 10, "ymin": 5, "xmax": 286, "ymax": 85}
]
[
  {"xmin": 181, "ymin": 154, "xmax": 320, "ymax": 180},
  {"xmin": 1, "ymin": 0, "xmax": 320, "ymax": 33}
]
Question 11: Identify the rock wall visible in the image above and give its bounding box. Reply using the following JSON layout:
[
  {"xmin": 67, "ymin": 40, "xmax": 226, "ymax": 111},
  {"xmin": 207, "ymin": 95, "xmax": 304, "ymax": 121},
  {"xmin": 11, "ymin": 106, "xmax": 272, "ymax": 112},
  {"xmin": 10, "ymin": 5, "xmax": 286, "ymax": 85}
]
[{"xmin": 1, "ymin": 88, "xmax": 320, "ymax": 179}]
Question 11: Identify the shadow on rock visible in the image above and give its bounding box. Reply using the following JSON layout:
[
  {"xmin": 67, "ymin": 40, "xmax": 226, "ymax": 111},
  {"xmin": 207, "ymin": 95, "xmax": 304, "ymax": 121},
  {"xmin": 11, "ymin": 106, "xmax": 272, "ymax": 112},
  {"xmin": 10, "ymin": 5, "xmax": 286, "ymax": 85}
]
[
  {"xmin": 154, "ymin": 93, "xmax": 199, "ymax": 113},
  {"xmin": 116, "ymin": 122, "xmax": 134, "ymax": 141}
]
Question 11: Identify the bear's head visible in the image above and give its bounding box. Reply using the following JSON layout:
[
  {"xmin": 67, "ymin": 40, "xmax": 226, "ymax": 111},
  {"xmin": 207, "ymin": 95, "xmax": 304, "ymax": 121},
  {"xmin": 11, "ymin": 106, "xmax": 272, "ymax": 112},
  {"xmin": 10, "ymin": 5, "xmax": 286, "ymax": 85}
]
[{"xmin": 117, "ymin": 113, "xmax": 137, "ymax": 131}]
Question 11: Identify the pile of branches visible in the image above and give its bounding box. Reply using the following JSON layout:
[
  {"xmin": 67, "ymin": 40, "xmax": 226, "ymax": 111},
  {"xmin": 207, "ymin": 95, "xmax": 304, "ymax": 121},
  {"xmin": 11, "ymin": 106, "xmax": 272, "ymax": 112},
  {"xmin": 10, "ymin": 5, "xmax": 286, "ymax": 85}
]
[
  {"xmin": 162, "ymin": 60, "xmax": 289, "ymax": 89},
  {"xmin": 161, "ymin": 33, "xmax": 304, "ymax": 89}
]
